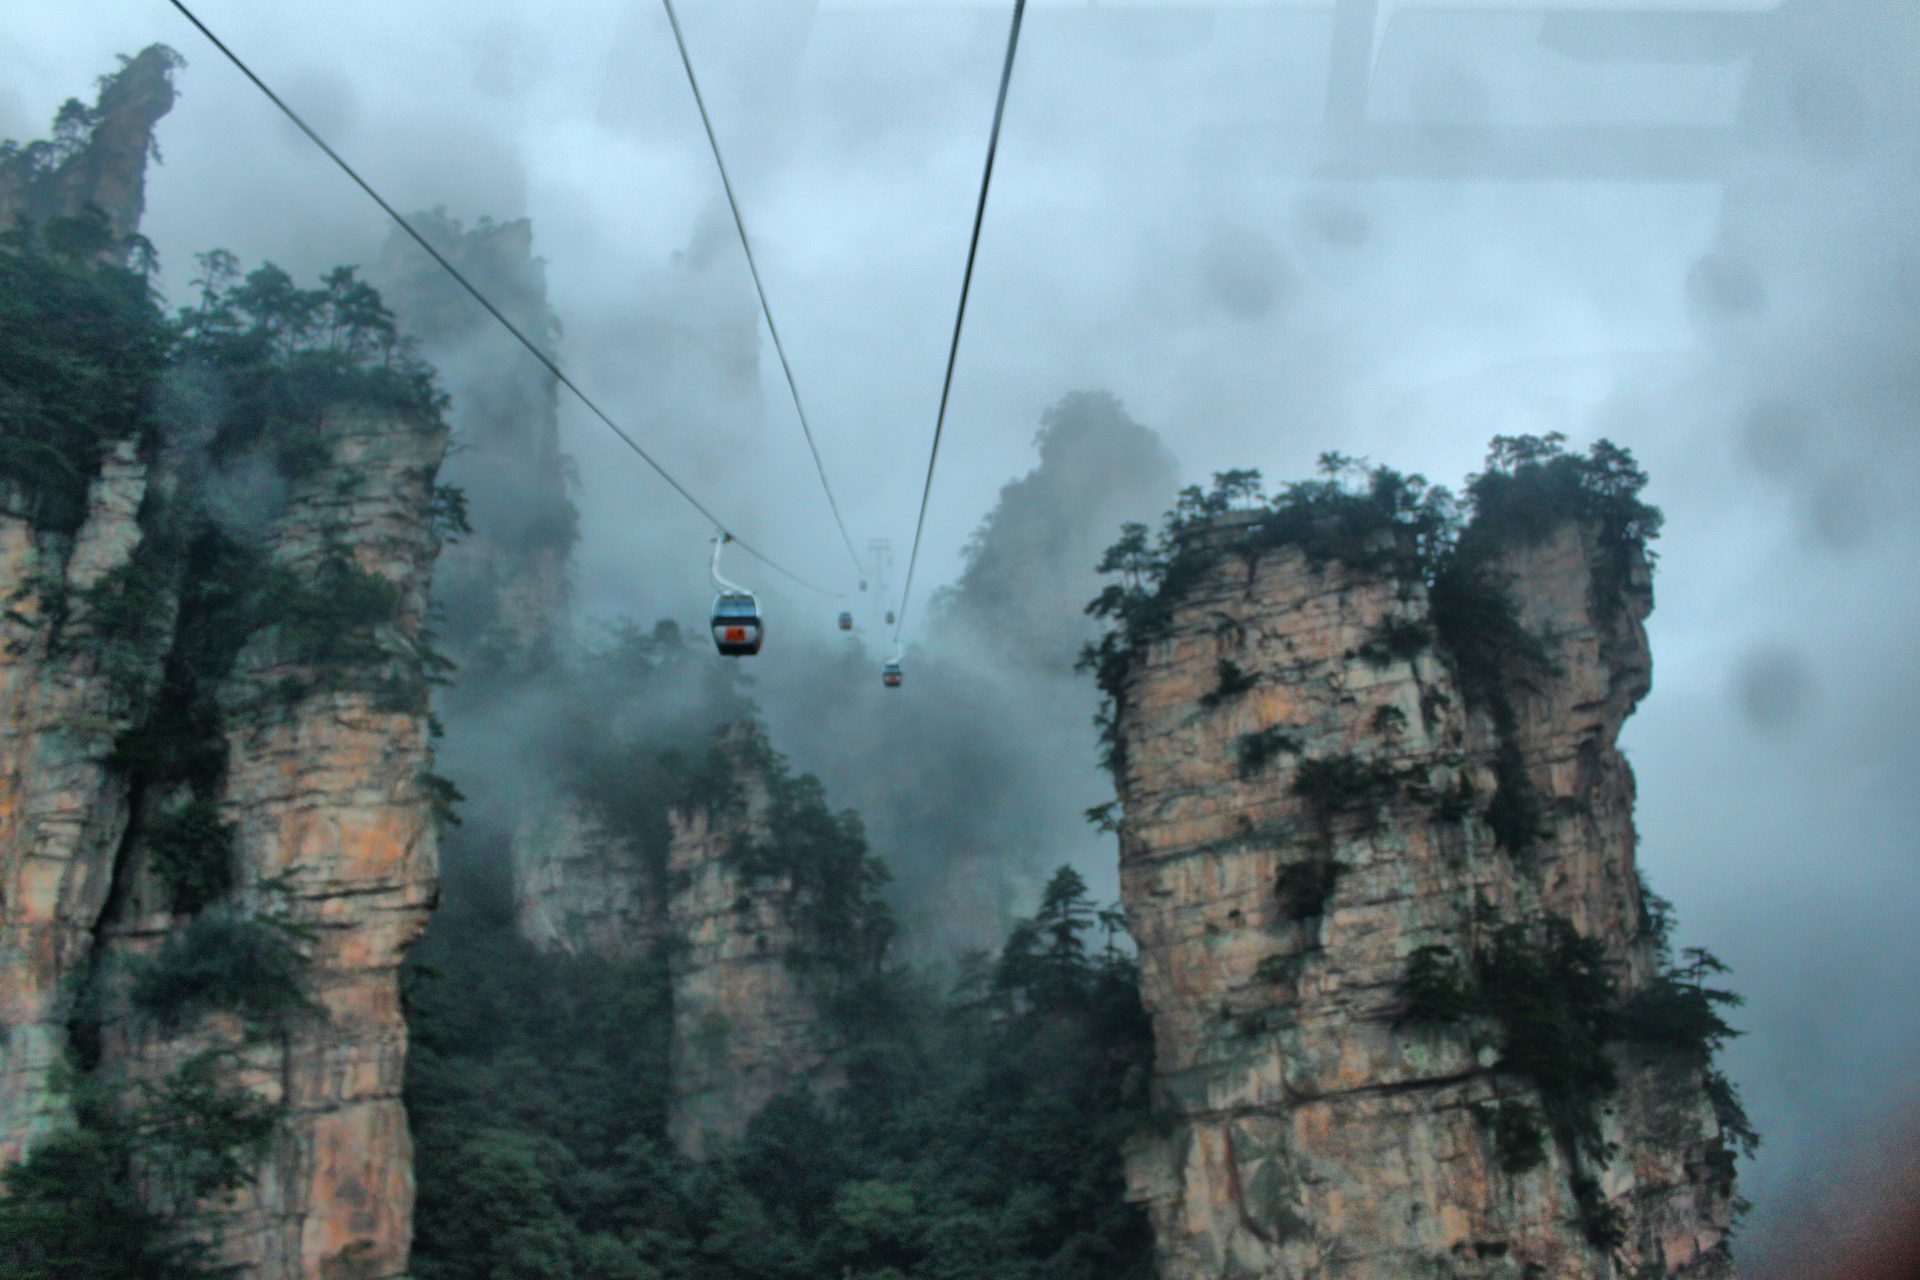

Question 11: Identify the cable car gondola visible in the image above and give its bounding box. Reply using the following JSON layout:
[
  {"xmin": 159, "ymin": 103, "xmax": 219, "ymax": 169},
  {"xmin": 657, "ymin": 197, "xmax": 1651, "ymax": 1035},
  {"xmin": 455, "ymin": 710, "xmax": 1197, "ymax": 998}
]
[
  {"xmin": 838, "ymin": 611, "xmax": 854, "ymax": 631},
  {"xmin": 882, "ymin": 657, "xmax": 903, "ymax": 688},
  {"xmin": 713, "ymin": 592, "xmax": 763, "ymax": 655},
  {"xmin": 885, "ymin": 609, "xmax": 896, "ymax": 625},
  {"xmin": 708, "ymin": 536, "xmax": 763, "ymax": 657}
]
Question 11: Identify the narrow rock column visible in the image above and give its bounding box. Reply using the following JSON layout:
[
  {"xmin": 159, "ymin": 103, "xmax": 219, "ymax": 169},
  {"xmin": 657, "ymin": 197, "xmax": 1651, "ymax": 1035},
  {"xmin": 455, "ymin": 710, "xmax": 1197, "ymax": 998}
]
[
  {"xmin": 0, "ymin": 45, "xmax": 178, "ymax": 245},
  {"xmin": 85, "ymin": 405, "xmax": 449, "ymax": 1280},
  {"xmin": 1112, "ymin": 517, "xmax": 1735, "ymax": 1279},
  {"xmin": 0, "ymin": 42, "xmax": 180, "ymax": 1165},
  {"xmin": 665, "ymin": 737, "xmax": 845, "ymax": 1159},
  {"xmin": 197, "ymin": 405, "xmax": 447, "ymax": 1279}
]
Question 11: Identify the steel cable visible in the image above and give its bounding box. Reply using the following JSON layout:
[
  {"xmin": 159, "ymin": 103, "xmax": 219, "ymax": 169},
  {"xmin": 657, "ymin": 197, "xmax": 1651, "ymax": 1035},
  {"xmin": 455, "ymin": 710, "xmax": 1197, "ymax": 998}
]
[
  {"xmin": 894, "ymin": 0, "xmax": 1028, "ymax": 645},
  {"xmin": 660, "ymin": 0, "xmax": 867, "ymax": 584},
  {"xmin": 164, "ymin": 0, "xmax": 841, "ymax": 597}
]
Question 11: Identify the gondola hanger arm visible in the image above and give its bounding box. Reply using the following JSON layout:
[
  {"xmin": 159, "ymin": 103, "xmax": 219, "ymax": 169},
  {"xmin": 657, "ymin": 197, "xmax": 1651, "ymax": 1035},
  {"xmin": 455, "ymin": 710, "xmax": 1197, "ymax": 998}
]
[{"xmin": 710, "ymin": 533, "xmax": 750, "ymax": 596}]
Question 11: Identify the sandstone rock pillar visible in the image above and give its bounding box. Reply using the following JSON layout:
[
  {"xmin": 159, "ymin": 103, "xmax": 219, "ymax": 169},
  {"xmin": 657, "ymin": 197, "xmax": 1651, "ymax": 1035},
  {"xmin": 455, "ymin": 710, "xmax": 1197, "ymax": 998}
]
[{"xmin": 1112, "ymin": 515, "xmax": 1736, "ymax": 1279}]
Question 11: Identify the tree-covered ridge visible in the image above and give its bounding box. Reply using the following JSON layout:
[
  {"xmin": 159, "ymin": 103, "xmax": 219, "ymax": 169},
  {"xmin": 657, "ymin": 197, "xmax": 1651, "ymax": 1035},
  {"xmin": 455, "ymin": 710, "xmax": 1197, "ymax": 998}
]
[
  {"xmin": 727, "ymin": 737, "xmax": 898, "ymax": 975},
  {"xmin": 406, "ymin": 863, "xmax": 1154, "ymax": 1280},
  {"xmin": 1080, "ymin": 434, "xmax": 1658, "ymax": 708},
  {"xmin": 1079, "ymin": 435, "xmax": 1660, "ymax": 797},
  {"xmin": 174, "ymin": 247, "xmax": 445, "ymax": 477},
  {"xmin": 0, "ymin": 216, "xmax": 456, "ymax": 1276},
  {"xmin": 1, "ymin": 205, "xmax": 446, "ymax": 525}
]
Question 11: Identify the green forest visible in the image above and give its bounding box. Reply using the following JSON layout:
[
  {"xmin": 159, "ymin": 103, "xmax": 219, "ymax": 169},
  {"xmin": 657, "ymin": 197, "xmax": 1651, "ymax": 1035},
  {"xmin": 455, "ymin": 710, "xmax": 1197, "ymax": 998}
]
[
  {"xmin": 408, "ymin": 848, "xmax": 1153, "ymax": 1280},
  {"xmin": 414, "ymin": 613, "xmax": 1153, "ymax": 1280}
]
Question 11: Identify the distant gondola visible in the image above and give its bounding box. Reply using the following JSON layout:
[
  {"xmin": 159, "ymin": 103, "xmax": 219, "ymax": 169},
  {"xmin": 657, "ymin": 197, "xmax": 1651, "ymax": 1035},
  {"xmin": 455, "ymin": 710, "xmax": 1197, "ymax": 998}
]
[
  {"xmin": 838, "ymin": 611, "xmax": 854, "ymax": 631},
  {"xmin": 882, "ymin": 658, "xmax": 903, "ymax": 688}
]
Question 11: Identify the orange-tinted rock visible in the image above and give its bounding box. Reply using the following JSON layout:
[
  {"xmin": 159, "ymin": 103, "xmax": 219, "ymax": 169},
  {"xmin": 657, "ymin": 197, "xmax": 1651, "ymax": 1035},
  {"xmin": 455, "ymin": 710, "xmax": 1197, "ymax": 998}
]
[
  {"xmin": 1, "ymin": 58, "xmax": 447, "ymax": 1276},
  {"xmin": 117, "ymin": 405, "xmax": 446, "ymax": 1279},
  {"xmin": 0, "ymin": 404, "xmax": 447, "ymax": 1280},
  {"xmin": 1112, "ymin": 516, "xmax": 1737, "ymax": 1278}
]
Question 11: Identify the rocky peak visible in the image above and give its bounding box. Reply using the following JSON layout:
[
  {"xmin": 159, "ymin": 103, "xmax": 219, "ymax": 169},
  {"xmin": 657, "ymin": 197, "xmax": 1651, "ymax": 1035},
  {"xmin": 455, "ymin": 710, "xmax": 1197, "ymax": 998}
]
[
  {"xmin": 502, "ymin": 706, "xmax": 887, "ymax": 1159},
  {"xmin": 1102, "ymin": 447, "xmax": 1742, "ymax": 1278},
  {"xmin": 0, "ymin": 45, "xmax": 180, "ymax": 252}
]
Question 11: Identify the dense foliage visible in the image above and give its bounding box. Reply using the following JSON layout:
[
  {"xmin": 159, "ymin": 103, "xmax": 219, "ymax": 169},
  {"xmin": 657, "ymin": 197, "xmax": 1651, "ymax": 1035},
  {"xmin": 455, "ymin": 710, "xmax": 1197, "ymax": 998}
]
[
  {"xmin": 409, "ymin": 593, "xmax": 1153, "ymax": 1279},
  {"xmin": 1289, "ymin": 752, "xmax": 1406, "ymax": 839},
  {"xmin": 129, "ymin": 910, "xmax": 315, "ymax": 1030},
  {"xmin": 1397, "ymin": 891, "xmax": 1754, "ymax": 1245},
  {"xmin": 1, "ymin": 892, "xmax": 310, "ymax": 1279},
  {"xmin": 143, "ymin": 797, "xmax": 236, "ymax": 914},
  {"xmin": 0, "ymin": 215, "xmax": 171, "ymax": 531},
  {"xmin": 406, "ymin": 854, "xmax": 1153, "ymax": 1280},
  {"xmin": 731, "ymin": 751, "xmax": 897, "ymax": 973},
  {"xmin": 0, "ymin": 1054, "xmax": 276, "ymax": 1280},
  {"xmin": 1080, "ymin": 435, "xmax": 1661, "ymax": 856},
  {"xmin": 175, "ymin": 249, "xmax": 443, "ymax": 476}
]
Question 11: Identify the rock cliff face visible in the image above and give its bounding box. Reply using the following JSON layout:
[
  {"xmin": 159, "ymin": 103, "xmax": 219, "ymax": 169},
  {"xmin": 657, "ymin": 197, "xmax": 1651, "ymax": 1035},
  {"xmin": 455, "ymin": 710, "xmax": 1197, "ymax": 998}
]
[
  {"xmin": 1112, "ymin": 508, "xmax": 1738, "ymax": 1278},
  {"xmin": 665, "ymin": 736, "xmax": 845, "ymax": 1158},
  {"xmin": 0, "ymin": 439, "xmax": 155, "ymax": 1166},
  {"xmin": 116, "ymin": 404, "xmax": 445, "ymax": 1280},
  {"xmin": 1, "ymin": 46, "xmax": 181, "ymax": 1168},
  {"xmin": 509, "ymin": 801, "xmax": 666, "ymax": 961},
  {"xmin": 0, "ymin": 411, "xmax": 447, "ymax": 1280}
]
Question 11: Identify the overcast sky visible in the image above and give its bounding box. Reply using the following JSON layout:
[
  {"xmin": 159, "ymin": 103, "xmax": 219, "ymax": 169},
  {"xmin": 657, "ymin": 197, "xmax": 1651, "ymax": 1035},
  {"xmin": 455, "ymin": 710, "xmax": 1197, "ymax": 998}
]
[{"xmin": 7, "ymin": 0, "xmax": 1917, "ymax": 1265}]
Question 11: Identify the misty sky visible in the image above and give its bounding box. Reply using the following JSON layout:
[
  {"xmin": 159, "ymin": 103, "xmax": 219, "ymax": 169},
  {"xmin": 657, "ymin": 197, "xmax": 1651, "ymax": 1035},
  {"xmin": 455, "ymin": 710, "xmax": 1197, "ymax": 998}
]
[{"xmin": 6, "ymin": 0, "xmax": 1917, "ymax": 1265}]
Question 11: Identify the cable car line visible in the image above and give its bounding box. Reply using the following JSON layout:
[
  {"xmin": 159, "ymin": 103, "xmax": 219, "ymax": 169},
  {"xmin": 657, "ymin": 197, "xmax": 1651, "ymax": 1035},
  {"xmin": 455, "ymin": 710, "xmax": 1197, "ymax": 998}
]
[
  {"xmin": 893, "ymin": 0, "xmax": 1028, "ymax": 647},
  {"xmin": 162, "ymin": 0, "xmax": 840, "ymax": 600},
  {"xmin": 659, "ymin": 0, "xmax": 867, "ymax": 584}
]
